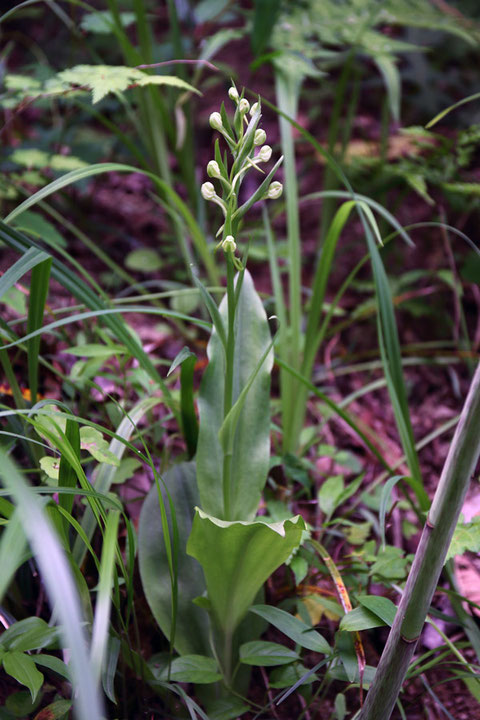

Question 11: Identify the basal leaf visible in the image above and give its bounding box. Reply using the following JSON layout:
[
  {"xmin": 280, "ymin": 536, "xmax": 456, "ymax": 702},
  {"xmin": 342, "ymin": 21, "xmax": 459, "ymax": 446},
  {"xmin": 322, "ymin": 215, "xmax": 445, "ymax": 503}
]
[
  {"xmin": 138, "ymin": 463, "xmax": 211, "ymax": 656},
  {"xmin": 187, "ymin": 510, "xmax": 306, "ymax": 637}
]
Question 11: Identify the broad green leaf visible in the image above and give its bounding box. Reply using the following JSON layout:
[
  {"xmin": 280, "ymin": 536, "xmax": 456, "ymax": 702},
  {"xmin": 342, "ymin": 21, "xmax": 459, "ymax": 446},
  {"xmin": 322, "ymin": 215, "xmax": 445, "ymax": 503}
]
[
  {"xmin": 2, "ymin": 651, "xmax": 44, "ymax": 702},
  {"xmin": 357, "ymin": 596, "xmax": 397, "ymax": 626},
  {"xmin": 156, "ymin": 655, "xmax": 222, "ymax": 684},
  {"xmin": 10, "ymin": 149, "xmax": 88, "ymax": 171},
  {"xmin": 80, "ymin": 10, "xmax": 135, "ymax": 34},
  {"xmin": 269, "ymin": 663, "xmax": 318, "ymax": 688},
  {"xmin": 250, "ymin": 604, "xmax": 331, "ymax": 654},
  {"xmin": 80, "ymin": 427, "xmax": 120, "ymax": 466},
  {"xmin": 239, "ymin": 640, "xmax": 299, "ymax": 666},
  {"xmin": 138, "ymin": 463, "xmax": 211, "ymax": 656},
  {"xmin": 125, "ymin": 248, "xmax": 162, "ymax": 273},
  {"xmin": 33, "ymin": 699, "xmax": 73, "ymax": 719},
  {"xmin": 187, "ymin": 510, "xmax": 306, "ymax": 637},
  {"xmin": 12, "ymin": 211, "xmax": 66, "ymax": 246},
  {"xmin": 206, "ymin": 696, "xmax": 250, "ymax": 720},
  {"xmin": 110, "ymin": 457, "xmax": 142, "ymax": 485},
  {"xmin": 0, "ymin": 617, "xmax": 57, "ymax": 652},
  {"xmin": 33, "ymin": 654, "xmax": 70, "ymax": 681},
  {"xmin": 5, "ymin": 690, "xmax": 41, "ymax": 717},
  {"xmin": 196, "ymin": 270, "xmax": 273, "ymax": 520},
  {"xmin": 318, "ymin": 476, "xmax": 344, "ymax": 519},
  {"xmin": 340, "ymin": 605, "xmax": 390, "ymax": 632},
  {"xmin": 39, "ymin": 456, "xmax": 60, "ymax": 480},
  {"xmin": 446, "ymin": 515, "xmax": 480, "ymax": 562}
]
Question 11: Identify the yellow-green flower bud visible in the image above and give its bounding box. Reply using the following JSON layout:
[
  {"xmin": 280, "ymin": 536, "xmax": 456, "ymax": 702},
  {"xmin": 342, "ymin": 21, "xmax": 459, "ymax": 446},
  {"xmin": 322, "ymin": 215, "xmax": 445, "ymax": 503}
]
[
  {"xmin": 266, "ymin": 181, "xmax": 283, "ymax": 200},
  {"xmin": 207, "ymin": 160, "xmax": 221, "ymax": 178},
  {"xmin": 254, "ymin": 128, "xmax": 267, "ymax": 146},
  {"xmin": 201, "ymin": 181, "xmax": 216, "ymax": 200},
  {"xmin": 249, "ymin": 102, "xmax": 260, "ymax": 116},
  {"xmin": 209, "ymin": 112, "xmax": 223, "ymax": 131},
  {"xmin": 228, "ymin": 86, "xmax": 239, "ymax": 102},
  {"xmin": 238, "ymin": 98, "xmax": 250, "ymax": 114},
  {"xmin": 258, "ymin": 145, "xmax": 272, "ymax": 162},
  {"xmin": 222, "ymin": 235, "xmax": 236, "ymax": 253}
]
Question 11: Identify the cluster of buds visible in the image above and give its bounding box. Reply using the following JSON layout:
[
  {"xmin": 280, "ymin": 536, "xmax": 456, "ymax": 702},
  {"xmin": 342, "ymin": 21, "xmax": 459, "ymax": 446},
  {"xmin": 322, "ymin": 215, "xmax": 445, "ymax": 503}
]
[{"xmin": 201, "ymin": 84, "xmax": 283, "ymax": 269}]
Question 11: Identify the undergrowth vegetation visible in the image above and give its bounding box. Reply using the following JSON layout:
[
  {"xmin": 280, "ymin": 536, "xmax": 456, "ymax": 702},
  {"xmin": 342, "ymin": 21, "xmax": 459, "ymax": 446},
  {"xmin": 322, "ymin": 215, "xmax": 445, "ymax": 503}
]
[{"xmin": 0, "ymin": 2, "xmax": 480, "ymax": 719}]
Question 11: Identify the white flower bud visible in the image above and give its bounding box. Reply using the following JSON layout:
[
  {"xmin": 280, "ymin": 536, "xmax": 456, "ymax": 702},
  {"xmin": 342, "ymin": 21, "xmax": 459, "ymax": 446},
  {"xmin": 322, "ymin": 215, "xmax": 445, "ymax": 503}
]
[
  {"xmin": 207, "ymin": 160, "xmax": 221, "ymax": 178},
  {"xmin": 249, "ymin": 102, "xmax": 260, "ymax": 116},
  {"xmin": 201, "ymin": 181, "xmax": 216, "ymax": 200},
  {"xmin": 209, "ymin": 112, "xmax": 223, "ymax": 131},
  {"xmin": 258, "ymin": 145, "xmax": 272, "ymax": 162},
  {"xmin": 228, "ymin": 86, "xmax": 239, "ymax": 102},
  {"xmin": 254, "ymin": 128, "xmax": 267, "ymax": 146},
  {"xmin": 222, "ymin": 235, "xmax": 236, "ymax": 253},
  {"xmin": 238, "ymin": 98, "xmax": 250, "ymax": 114},
  {"xmin": 266, "ymin": 181, "xmax": 283, "ymax": 200}
]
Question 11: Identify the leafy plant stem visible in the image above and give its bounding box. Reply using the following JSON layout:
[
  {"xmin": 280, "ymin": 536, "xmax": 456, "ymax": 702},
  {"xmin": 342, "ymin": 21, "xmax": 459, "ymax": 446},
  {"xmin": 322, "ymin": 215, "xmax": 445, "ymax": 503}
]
[
  {"xmin": 359, "ymin": 361, "xmax": 480, "ymax": 720},
  {"xmin": 222, "ymin": 252, "xmax": 236, "ymax": 520}
]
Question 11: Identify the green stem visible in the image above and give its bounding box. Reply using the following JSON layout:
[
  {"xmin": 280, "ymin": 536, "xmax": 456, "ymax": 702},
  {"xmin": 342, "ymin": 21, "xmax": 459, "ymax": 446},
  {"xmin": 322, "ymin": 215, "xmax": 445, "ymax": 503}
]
[
  {"xmin": 222, "ymin": 253, "xmax": 236, "ymax": 520},
  {"xmin": 359, "ymin": 361, "xmax": 480, "ymax": 720}
]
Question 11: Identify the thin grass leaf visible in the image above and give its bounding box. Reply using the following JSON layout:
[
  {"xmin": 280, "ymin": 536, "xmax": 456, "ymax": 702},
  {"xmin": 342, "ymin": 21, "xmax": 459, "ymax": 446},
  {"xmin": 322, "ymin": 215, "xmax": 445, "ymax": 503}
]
[
  {"xmin": 0, "ymin": 221, "xmax": 175, "ymax": 408},
  {"xmin": 0, "ymin": 450, "xmax": 104, "ymax": 719},
  {"xmin": 426, "ymin": 92, "xmax": 480, "ymax": 128},
  {"xmin": 73, "ymin": 396, "xmax": 162, "ymax": 566},
  {"xmin": 192, "ymin": 272, "xmax": 227, "ymax": 350},
  {"xmin": 27, "ymin": 256, "xmax": 52, "ymax": 404},
  {"xmin": 0, "ymin": 509, "xmax": 29, "ymax": 603},
  {"xmin": 0, "ymin": 248, "xmax": 51, "ymax": 300},
  {"xmin": 91, "ymin": 510, "xmax": 120, "ymax": 680}
]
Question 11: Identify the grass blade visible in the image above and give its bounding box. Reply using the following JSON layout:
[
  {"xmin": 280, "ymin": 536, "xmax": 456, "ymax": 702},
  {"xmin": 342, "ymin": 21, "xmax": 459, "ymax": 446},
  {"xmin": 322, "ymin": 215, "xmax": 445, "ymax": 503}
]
[
  {"xmin": 0, "ymin": 450, "xmax": 105, "ymax": 719},
  {"xmin": 27, "ymin": 256, "xmax": 52, "ymax": 404}
]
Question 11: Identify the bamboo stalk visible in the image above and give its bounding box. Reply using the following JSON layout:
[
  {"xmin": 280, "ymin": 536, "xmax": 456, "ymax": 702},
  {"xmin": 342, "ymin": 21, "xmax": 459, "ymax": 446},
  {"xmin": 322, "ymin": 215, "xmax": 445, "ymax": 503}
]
[{"xmin": 359, "ymin": 361, "xmax": 480, "ymax": 720}]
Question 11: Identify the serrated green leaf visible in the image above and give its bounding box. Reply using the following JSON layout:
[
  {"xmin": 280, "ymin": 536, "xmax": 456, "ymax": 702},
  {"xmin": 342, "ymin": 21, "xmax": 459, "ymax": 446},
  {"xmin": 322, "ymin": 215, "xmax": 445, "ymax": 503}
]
[
  {"xmin": 239, "ymin": 640, "xmax": 299, "ymax": 666},
  {"xmin": 446, "ymin": 516, "xmax": 480, "ymax": 562},
  {"xmin": 55, "ymin": 65, "xmax": 200, "ymax": 104}
]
